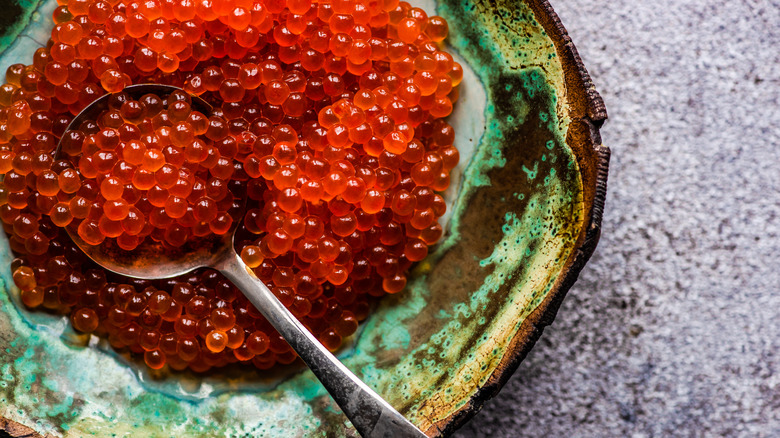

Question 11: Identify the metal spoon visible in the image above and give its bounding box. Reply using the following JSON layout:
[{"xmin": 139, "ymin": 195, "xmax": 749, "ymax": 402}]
[{"xmin": 57, "ymin": 84, "xmax": 427, "ymax": 438}]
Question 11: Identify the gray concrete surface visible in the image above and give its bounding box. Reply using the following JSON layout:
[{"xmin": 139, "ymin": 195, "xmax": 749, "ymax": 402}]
[{"xmin": 454, "ymin": 0, "xmax": 780, "ymax": 436}]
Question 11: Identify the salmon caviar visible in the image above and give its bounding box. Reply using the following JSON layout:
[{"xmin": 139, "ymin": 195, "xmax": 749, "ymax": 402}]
[{"xmin": 1, "ymin": 0, "xmax": 460, "ymax": 373}]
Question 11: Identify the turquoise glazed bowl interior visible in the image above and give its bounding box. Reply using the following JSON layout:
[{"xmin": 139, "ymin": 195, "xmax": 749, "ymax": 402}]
[{"xmin": 0, "ymin": 0, "xmax": 609, "ymax": 436}]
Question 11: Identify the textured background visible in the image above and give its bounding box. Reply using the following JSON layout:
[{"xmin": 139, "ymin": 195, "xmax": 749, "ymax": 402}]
[{"xmin": 454, "ymin": 0, "xmax": 780, "ymax": 436}]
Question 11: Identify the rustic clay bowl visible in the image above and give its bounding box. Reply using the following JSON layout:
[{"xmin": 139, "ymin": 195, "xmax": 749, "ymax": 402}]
[{"xmin": 0, "ymin": 0, "xmax": 609, "ymax": 436}]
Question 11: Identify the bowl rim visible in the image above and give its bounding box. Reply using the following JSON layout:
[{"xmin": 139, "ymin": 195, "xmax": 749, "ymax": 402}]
[{"xmin": 425, "ymin": 0, "xmax": 611, "ymax": 436}]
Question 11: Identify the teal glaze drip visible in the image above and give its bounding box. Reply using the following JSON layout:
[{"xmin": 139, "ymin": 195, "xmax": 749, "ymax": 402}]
[
  {"xmin": 434, "ymin": 64, "xmax": 565, "ymax": 257},
  {"xmin": 432, "ymin": 3, "xmax": 567, "ymax": 256},
  {"xmin": 522, "ymin": 162, "xmax": 540, "ymax": 180}
]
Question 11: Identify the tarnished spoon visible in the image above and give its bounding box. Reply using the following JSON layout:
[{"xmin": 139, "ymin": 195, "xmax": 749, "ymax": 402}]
[{"xmin": 57, "ymin": 84, "xmax": 427, "ymax": 438}]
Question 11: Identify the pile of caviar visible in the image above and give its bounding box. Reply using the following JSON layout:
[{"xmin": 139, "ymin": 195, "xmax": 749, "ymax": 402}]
[
  {"xmin": 0, "ymin": 0, "xmax": 461, "ymax": 372},
  {"xmin": 61, "ymin": 91, "xmax": 244, "ymax": 250}
]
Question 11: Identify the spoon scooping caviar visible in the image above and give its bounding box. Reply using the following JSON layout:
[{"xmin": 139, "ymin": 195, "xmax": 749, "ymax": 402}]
[{"xmin": 56, "ymin": 84, "xmax": 427, "ymax": 438}]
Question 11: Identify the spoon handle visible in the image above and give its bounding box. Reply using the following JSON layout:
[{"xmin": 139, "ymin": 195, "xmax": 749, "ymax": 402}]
[{"xmin": 216, "ymin": 251, "xmax": 428, "ymax": 438}]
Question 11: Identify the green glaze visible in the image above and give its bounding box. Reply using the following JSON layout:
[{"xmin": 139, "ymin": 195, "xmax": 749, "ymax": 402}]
[
  {"xmin": 0, "ymin": 0, "xmax": 588, "ymax": 436},
  {"xmin": 0, "ymin": 0, "xmax": 40, "ymax": 58},
  {"xmin": 0, "ymin": 0, "xmax": 53, "ymax": 72}
]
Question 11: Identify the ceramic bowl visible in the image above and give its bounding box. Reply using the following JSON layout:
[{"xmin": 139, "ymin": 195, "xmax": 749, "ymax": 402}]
[{"xmin": 0, "ymin": 0, "xmax": 609, "ymax": 436}]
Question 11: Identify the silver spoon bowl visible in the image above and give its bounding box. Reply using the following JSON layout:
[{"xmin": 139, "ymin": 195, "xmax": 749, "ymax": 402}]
[{"xmin": 57, "ymin": 84, "xmax": 427, "ymax": 438}]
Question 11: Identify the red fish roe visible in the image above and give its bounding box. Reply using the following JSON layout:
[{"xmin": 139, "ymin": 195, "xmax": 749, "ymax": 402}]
[
  {"xmin": 0, "ymin": 0, "xmax": 460, "ymax": 373},
  {"xmin": 53, "ymin": 94, "xmax": 241, "ymax": 251}
]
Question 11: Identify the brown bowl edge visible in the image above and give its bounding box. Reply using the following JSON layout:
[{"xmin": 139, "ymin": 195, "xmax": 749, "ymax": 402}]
[{"xmin": 423, "ymin": 0, "xmax": 610, "ymax": 435}]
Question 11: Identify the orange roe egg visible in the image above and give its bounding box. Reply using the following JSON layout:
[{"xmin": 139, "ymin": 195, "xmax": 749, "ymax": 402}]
[
  {"xmin": 205, "ymin": 330, "xmax": 228, "ymax": 352},
  {"xmin": 72, "ymin": 307, "xmax": 99, "ymax": 332},
  {"xmin": 144, "ymin": 350, "xmax": 166, "ymax": 369},
  {"xmin": 12, "ymin": 266, "xmax": 36, "ymax": 291}
]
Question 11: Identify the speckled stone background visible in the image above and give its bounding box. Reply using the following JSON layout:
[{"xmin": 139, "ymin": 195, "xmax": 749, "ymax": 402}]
[{"xmin": 455, "ymin": 0, "xmax": 780, "ymax": 436}]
